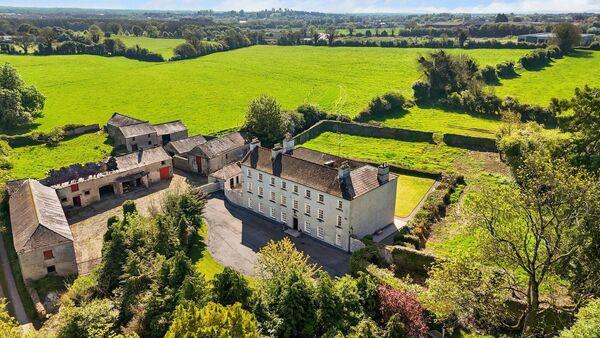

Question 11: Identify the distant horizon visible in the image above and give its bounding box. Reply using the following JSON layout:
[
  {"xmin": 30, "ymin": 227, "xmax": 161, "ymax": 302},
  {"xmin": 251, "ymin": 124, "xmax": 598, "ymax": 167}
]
[{"xmin": 1, "ymin": 0, "xmax": 599, "ymax": 15}]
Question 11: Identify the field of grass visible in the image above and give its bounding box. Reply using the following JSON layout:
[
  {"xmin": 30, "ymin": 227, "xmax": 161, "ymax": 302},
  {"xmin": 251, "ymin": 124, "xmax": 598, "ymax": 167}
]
[
  {"xmin": 114, "ymin": 35, "xmax": 185, "ymax": 59},
  {"xmin": 0, "ymin": 46, "xmax": 528, "ymax": 136},
  {"xmin": 301, "ymin": 131, "xmax": 467, "ymax": 173},
  {"xmin": 495, "ymin": 49, "xmax": 600, "ymax": 106},
  {"xmin": 395, "ymin": 175, "xmax": 435, "ymax": 217},
  {"xmin": 8, "ymin": 132, "xmax": 112, "ymax": 179}
]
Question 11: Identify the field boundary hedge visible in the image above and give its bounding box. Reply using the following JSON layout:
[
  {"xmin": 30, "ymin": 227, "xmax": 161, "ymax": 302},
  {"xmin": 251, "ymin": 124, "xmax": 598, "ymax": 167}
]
[
  {"xmin": 294, "ymin": 120, "xmax": 498, "ymax": 152},
  {"xmin": 0, "ymin": 124, "xmax": 100, "ymax": 148}
]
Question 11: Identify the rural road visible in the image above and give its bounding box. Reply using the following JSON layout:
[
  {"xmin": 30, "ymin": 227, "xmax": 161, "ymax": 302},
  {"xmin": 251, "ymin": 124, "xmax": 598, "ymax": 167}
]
[{"xmin": 0, "ymin": 233, "xmax": 33, "ymax": 331}]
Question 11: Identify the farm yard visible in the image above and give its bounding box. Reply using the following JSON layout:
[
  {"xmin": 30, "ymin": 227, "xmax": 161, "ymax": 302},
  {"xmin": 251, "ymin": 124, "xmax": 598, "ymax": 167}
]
[{"xmin": 0, "ymin": 45, "xmax": 531, "ymax": 136}]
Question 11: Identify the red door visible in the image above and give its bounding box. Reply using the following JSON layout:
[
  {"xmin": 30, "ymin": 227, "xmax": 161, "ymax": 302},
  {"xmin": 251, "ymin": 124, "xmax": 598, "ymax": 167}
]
[
  {"xmin": 73, "ymin": 196, "xmax": 81, "ymax": 207},
  {"xmin": 159, "ymin": 166, "xmax": 170, "ymax": 180},
  {"xmin": 195, "ymin": 156, "xmax": 203, "ymax": 174}
]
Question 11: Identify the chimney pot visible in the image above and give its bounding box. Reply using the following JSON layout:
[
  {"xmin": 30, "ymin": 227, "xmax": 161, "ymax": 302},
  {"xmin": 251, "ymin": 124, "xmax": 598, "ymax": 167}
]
[
  {"xmin": 271, "ymin": 143, "xmax": 283, "ymax": 161},
  {"xmin": 283, "ymin": 133, "xmax": 295, "ymax": 153},
  {"xmin": 338, "ymin": 161, "xmax": 351, "ymax": 179},
  {"xmin": 377, "ymin": 163, "xmax": 390, "ymax": 183}
]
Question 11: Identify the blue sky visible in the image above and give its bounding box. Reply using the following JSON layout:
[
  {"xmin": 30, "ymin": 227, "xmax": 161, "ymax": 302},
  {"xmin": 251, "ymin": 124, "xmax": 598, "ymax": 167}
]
[{"xmin": 2, "ymin": 0, "xmax": 599, "ymax": 13}]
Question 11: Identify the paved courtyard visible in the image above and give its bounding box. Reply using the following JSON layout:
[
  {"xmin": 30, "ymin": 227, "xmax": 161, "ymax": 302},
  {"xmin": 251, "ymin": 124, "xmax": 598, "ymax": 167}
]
[
  {"xmin": 67, "ymin": 172, "xmax": 204, "ymax": 275},
  {"xmin": 203, "ymin": 193, "xmax": 350, "ymax": 277}
]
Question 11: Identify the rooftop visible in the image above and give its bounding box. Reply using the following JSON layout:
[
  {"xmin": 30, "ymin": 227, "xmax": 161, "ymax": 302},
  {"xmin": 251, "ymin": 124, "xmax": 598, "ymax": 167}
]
[
  {"xmin": 107, "ymin": 112, "xmax": 146, "ymax": 128},
  {"xmin": 193, "ymin": 132, "xmax": 246, "ymax": 158},
  {"xmin": 9, "ymin": 179, "xmax": 72, "ymax": 253},
  {"xmin": 241, "ymin": 146, "xmax": 395, "ymax": 200},
  {"xmin": 153, "ymin": 120, "xmax": 187, "ymax": 136},
  {"xmin": 119, "ymin": 122, "xmax": 157, "ymax": 138},
  {"xmin": 164, "ymin": 134, "xmax": 207, "ymax": 155}
]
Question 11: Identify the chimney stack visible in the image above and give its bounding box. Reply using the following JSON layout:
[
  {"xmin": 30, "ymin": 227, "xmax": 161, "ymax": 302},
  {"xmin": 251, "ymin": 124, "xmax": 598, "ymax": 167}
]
[
  {"xmin": 249, "ymin": 138, "xmax": 260, "ymax": 152},
  {"xmin": 377, "ymin": 163, "xmax": 389, "ymax": 183},
  {"xmin": 283, "ymin": 133, "xmax": 295, "ymax": 153},
  {"xmin": 338, "ymin": 161, "xmax": 351, "ymax": 180},
  {"xmin": 271, "ymin": 143, "xmax": 283, "ymax": 161}
]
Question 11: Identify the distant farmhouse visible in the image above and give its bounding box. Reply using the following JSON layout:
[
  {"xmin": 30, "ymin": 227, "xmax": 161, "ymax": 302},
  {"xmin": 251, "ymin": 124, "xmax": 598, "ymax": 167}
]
[
  {"xmin": 106, "ymin": 113, "xmax": 188, "ymax": 152},
  {"xmin": 517, "ymin": 33, "xmax": 596, "ymax": 46}
]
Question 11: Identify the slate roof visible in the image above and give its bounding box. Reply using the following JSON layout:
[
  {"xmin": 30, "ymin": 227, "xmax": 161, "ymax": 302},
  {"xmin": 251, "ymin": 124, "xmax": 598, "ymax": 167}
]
[
  {"xmin": 9, "ymin": 179, "xmax": 72, "ymax": 253},
  {"xmin": 240, "ymin": 147, "xmax": 395, "ymax": 200},
  {"xmin": 114, "ymin": 146, "xmax": 172, "ymax": 171},
  {"xmin": 164, "ymin": 134, "xmax": 207, "ymax": 155},
  {"xmin": 290, "ymin": 147, "xmax": 365, "ymax": 170},
  {"xmin": 153, "ymin": 120, "xmax": 187, "ymax": 136},
  {"xmin": 210, "ymin": 162, "xmax": 241, "ymax": 180},
  {"xmin": 119, "ymin": 122, "xmax": 157, "ymax": 138},
  {"xmin": 107, "ymin": 113, "xmax": 146, "ymax": 128},
  {"xmin": 193, "ymin": 132, "xmax": 246, "ymax": 159}
]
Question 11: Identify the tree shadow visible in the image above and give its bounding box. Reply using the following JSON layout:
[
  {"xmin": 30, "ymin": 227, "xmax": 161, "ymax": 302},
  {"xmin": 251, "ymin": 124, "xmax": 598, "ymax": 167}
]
[
  {"xmin": 0, "ymin": 122, "xmax": 41, "ymax": 136},
  {"xmin": 568, "ymin": 49, "xmax": 594, "ymax": 58},
  {"xmin": 522, "ymin": 59, "xmax": 556, "ymax": 72}
]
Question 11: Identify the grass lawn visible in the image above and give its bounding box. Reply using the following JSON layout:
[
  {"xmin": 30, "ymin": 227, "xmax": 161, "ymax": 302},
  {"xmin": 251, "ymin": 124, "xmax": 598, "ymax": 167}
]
[
  {"xmin": 301, "ymin": 131, "xmax": 467, "ymax": 173},
  {"xmin": 395, "ymin": 175, "xmax": 435, "ymax": 218},
  {"xmin": 0, "ymin": 46, "xmax": 528, "ymax": 136},
  {"xmin": 114, "ymin": 35, "xmax": 185, "ymax": 59},
  {"xmin": 8, "ymin": 132, "xmax": 112, "ymax": 179},
  {"xmin": 495, "ymin": 49, "xmax": 600, "ymax": 106}
]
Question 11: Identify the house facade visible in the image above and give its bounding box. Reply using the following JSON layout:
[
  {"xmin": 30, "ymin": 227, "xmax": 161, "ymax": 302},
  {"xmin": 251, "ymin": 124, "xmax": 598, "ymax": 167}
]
[
  {"xmin": 47, "ymin": 147, "xmax": 173, "ymax": 209},
  {"xmin": 238, "ymin": 136, "xmax": 397, "ymax": 251},
  {"xmin": 8, "ymin": 179, "xmax": 78, "ymax": 281}
]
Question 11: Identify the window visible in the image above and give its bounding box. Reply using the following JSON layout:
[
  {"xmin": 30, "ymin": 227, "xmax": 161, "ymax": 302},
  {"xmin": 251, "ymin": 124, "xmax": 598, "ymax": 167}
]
[
  {"xmin": 258, "ymin": 173, "xmax": 263, "ymax": 182},
  {"xmin": 84, "ymin": 191, "xmax": 90, "ymax": 195},
  {"xmin": 258, "ymin": 186, "xmax": 263, "ymax": 197},
  {"xmin": 43, "ymin": 250, "xmax": 54, "ymax": 260},
  {"xmin": 132, "ymin": 137, "xmax": 136, "ymax": 141},
  {"xmin": 293, "ymin": 199, "xmax": 299, "ymax": 210},
  {"xmin": 247, "ymin": 182, "xmax": 253, "ymax": 193},
  {"xmin": 305, "ymin": 189, "xmax": 311, "ymax": 199},
  {"xmin": 281, "ymin": 212, "xmax": 287, "ymax": 223},
  {"xmin": 270, "ymin": 177, "xmax": 275, "ymax": 186},
  {"xmin": 317, "ymin": 227, "xmax": 324, "ymax": 239},
  {"xmin": 293, "ymin": 185, "xmax": 298, "ymax": 194},
  {"xmin": 304, "ymin": 221, "xmax": 311, "ymax": 234},
  {"xmin": 280, "ymin": 195, "xmax": 287, "ymax": 206},
  {"xmin": 335, "ymin": 233, "xmax": 342, "ymax": 247},
  {"xmin": 269, "ymin": 207, "xmax": 275, "ymax": 218},
  {"xmin": 318, "ymin": 194, "xmax": 324, "ymax": 203},
  {"xmin": 60, "ymin": 197, "xmax": 67, "ymax": 202},
  {"xmin": 305, "ymin": 204, "xmax": 311, "ymax": 215},
  {"xmin": 148, "ymin": 140, "xmax": 152, "ymax": 145},
  {"xmin": 270, "ymin": 191, "xmax": 275, "ymax": 202},
  {"xmin": 247, "ymin": 169, "xmax": 252, "ymax": 178},
  {"xmin": 337, "ymin": 200, "xmax": 343, "ymax": 210},
  {"xmin": 281, "ymin": 181, "xmax": 287, "ymax": 190},
  {"xmin": 258, "ymin": 203, "xmax": 264, "ymax": 214},
  {"xmin": 337, "ymin": 215, "xmax": 343, "ymax": 227},
  {"xmin": 71, "ymin": 184, "xmax": 79, "ymax": 192},
  {"xmin": 247, "ymin": 198, "xmax": 252, "ymax": 209},
  {"xmin": 47, "ymin": 265, "xmax": 56, "ymax": 273},
  {"xmin": 161, "ymin": 160, "xmax": 166, "ymax": 165},
  {"xmin": 318, "ymin": 209, "xmax": 324, "ymax": 220}
]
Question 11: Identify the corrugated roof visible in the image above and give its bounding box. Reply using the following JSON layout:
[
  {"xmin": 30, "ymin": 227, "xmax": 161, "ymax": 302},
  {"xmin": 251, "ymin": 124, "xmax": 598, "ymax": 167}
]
[
  {"xmin": 164, "ymin": 134, "xmax": 207, "ymax": 155},
  {"xmin": 9, "ymin": 179, "xmax": 72, "ymax": 253},
  {"xmin": 107, "ymin": 112, "xmax": 146, "ymax": 128},
  {"xmin": 153, "ymin": 120, "xmax": 187, "ymax": 136},
  {"xmin": 114, "ymin": 146, "xmax": 172, "ymax": 171},
  {"xmin": 194, "ymin": 132, "xmax": 246, "ymax": 158},
  {"xmin": 119, "ymin": 122, "xmax": 156, "ymax": 138},
  {"xmin": 241, "ymin": 147, "xmax": 395, "ymax": 200}
]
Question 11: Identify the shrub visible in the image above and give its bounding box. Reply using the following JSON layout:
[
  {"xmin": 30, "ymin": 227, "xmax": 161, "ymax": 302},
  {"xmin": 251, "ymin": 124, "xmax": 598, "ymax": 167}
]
[
  {"xmin": 519, "ymin": 48, "xmax": 550, "ymax": 69},
  {"xmin": 349, "ymin": 242, "xmax": 383, "ymax": 276},
  {"xmin": 546, "ymin": 45, "xmax": 563, "ymax": 59},
  {"xmin": 502, "ymin": 96, "xmax": 557, "ymax": 126},
  {"xmin": 496, "ymin": 61, "xmax": 517, "ymax": 78},
  {"xmin": 412, "ymin": 81, "xmax": 430, "ymax": 102},
  {"xmin": 377, "ymin": 284, "xmax": 428, "ymax": 338},
  {"xmin": 480, "ymin": 65, "xmax": 499, "ymax": 84},
  {"xmin": 354, "ymin": 92, "xmax": 406, "ymax": 122},
  {"xmin": 122, "ymin": 200, "xmax": 137, "ymax": 216}
]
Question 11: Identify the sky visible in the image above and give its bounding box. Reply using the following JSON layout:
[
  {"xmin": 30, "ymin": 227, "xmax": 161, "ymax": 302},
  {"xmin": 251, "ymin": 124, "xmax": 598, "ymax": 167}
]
[{"xmin": 2, "ymin": 0, "xmax": 600, "ymax": 13}]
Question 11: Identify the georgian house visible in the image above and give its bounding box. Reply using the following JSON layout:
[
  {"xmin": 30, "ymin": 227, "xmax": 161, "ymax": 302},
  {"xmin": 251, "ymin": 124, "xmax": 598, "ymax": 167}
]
[{"xmin": 239, "ymin": 135, "xmax": 397, "ymax": 251}]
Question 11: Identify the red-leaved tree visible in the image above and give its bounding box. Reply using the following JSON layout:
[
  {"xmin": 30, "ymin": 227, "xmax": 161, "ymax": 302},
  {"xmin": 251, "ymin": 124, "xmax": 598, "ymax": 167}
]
[{"xmin": 377, "ymin": 284, "xmax": 428, "ymax": 338}]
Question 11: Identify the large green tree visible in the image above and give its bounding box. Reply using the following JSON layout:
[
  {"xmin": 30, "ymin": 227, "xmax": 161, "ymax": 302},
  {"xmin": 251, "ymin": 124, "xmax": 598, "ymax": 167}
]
[
  {"xmin": 552, "ymin": 23, "xmax": 582, "ymax": 51},
  {"xmin": 243, "ymin": 94, "xmax": 288, "ymax": 148},
  {"xmin": 0, "ymin": 62, "xmax": 45, "ymax": 130}
]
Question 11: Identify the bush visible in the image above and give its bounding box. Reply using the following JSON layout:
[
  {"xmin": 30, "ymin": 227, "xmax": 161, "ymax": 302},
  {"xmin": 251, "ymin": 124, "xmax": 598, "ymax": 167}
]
[
  {"xmin": 122, "ymin": 200, "xmax": 137, "ymax": 216},
  {"xmin": 546, "ymin": 45, "xmax": 563, "ymax": 59},
  {"xmin": 480, "ymin": 65, "xmax": 499, "ymax": 84},
  {"xmin": 496, "ymin": 61, "xmax": 517, "ymax": 78},
  {"xmin": 350, "ymin": 242, "xmax": 383, "ymax": 276},
  {"xmin": 519, "ymin": 48, "xmax": 551, "ymax": 69},
  {"xmin": 502, "ymin": 96, "xmax": 557, "ymax": 126},
  {"xmin": 354, "ymin": 92, "xmax": 406, "ymax": 122},
  {"xmin": 412, "ymin": 81, "xmax": 430, "ymax": 102}
]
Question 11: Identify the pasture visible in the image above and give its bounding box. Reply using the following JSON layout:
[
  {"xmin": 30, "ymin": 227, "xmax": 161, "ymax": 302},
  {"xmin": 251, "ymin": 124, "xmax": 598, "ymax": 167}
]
[
  {"xmin": 0, "ymin": 45, "xmax": 528, "ymax": 136},
  {"xmin": 115, "ymin": 35, "xmax": 185, "ymax": 59}
]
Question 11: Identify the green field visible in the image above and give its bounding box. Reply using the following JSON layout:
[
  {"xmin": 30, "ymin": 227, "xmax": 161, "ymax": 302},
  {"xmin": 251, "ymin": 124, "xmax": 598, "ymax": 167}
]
[
  {"xmin": 395, "ymin": 175, "xmax": 435, "ymax": 217},
  {"xmin": 496, "ymin": 49, "xmax": 600, "ymax": 106},
  {"xmin": 8, "ymin": 132, "xmax": 112, "ymax": 179},
  {"xmin": 0, "ymin": 46, "xmax": 529, "ymax": 136},
  {"xmin": 114, "ymin": 35, "xmax": 185, "ymax": 59}
]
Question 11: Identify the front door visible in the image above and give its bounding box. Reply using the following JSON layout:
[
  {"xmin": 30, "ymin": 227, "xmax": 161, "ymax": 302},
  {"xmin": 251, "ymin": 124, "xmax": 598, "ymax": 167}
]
[
  {"xmin": 195, "ymin": 156, "xmax": 203, "ymax": 174},
  {"xmin": 73, "ymin": 196, "xmax": 81, "ymax": 207},
  {"xmin": 159, "ymin": 166, "xmax": 170, "ymax": 180},
  {"xmin": 293, "ymin": 217, "xmax": 298, "ymax": 231},
  {"xmin": 229, "ymin": 178, "xmax": 234, "ymax": 189}
]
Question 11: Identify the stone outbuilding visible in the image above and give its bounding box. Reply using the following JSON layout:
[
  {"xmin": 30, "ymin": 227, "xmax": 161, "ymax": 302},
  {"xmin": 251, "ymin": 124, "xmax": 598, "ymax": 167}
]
[
  {"xmin": 187, "ymin": 132, "xmax": 248, "ymax": 175},
  {"xmin": 8, "ymin": 179, "xmax": 77, "ymax": 281},
  {"xmin": 44, "ymin": 146, "xmax": 173, "ymax": 209},
  {"xmin": 106, "ymin": 113, "xmax": 188, "ymax": 152}
]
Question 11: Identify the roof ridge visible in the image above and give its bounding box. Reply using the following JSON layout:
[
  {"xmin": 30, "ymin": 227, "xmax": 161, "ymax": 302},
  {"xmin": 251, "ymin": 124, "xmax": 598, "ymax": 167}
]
[
  {"xmin": 26, "ymin": 179, "xmax": 42, "ymax": 227},
  {"xmin": 152, "ymin": 119, "xmax": 183, "ymax": 126}
]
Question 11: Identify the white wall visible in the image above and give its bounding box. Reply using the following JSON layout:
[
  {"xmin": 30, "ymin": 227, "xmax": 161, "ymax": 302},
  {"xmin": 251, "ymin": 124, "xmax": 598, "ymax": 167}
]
[{"xmin": 349, "ymin": 178, "xmax": 397, "ymax": 238}]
